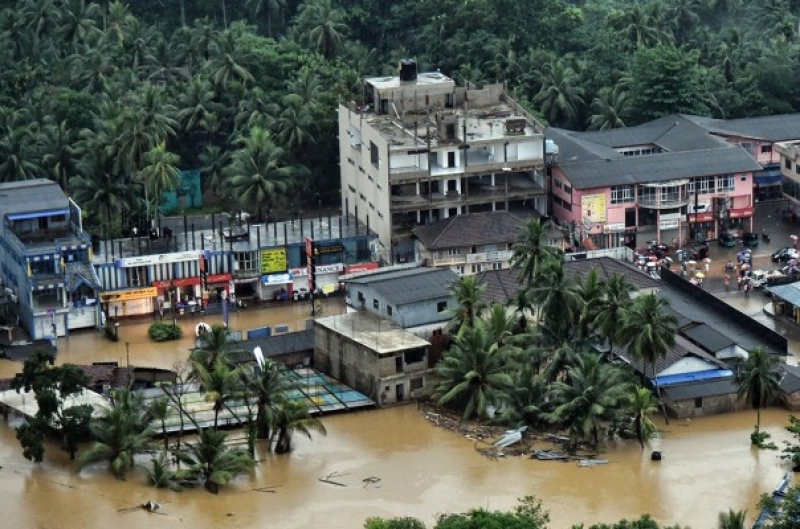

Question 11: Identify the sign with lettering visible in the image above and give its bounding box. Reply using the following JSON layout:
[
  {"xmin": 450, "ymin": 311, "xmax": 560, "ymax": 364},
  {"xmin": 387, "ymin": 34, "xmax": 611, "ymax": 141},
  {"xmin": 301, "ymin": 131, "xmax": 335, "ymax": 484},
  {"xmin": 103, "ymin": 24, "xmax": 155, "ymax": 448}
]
[
  {"xmin": 290, "ymin": 263, "xmax": 344, "ymax": 276},
  {"xmin": 117, "ymin": 251, "xmax": 200, "ymax": 268},
  {"xmin": 316, "ymin": 244, "xmax": 345, "ymax": 255},
  {"xmin": 262, "ymin": 273, "xmax": 294, "ymax": 284},
  {"xmin": 260, "ymin": 248, "xmax": 287, "ymax": 274},
  {"xmin": 100, "ymin": 287, "xmax": 158, "ymax": 302},
  {"xmin": 345, "ymin": 263, "xmax": 379, "ymax": 274},
  {"xmin": 728, "ymin": 206, "xmax": 754, "ymax": 219},
  {"xmin": 581, "ymin": 193, "xmax": 607, "ymax": 223}
]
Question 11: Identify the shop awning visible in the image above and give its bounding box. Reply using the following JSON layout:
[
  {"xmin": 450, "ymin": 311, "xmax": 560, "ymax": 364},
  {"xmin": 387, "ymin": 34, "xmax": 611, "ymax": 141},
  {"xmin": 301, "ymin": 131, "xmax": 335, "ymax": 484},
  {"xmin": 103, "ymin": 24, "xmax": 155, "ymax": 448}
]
[
  {"xmin": 765, "ymin": 283, "xmax": 800, "ymax": 306},
  {"xmin": 7, "ymin": 209, "xmax": 69, "ymax": 221},
  {"xmin": 755, "ymin": 168, "xmax": 782, "ymax": 185}
]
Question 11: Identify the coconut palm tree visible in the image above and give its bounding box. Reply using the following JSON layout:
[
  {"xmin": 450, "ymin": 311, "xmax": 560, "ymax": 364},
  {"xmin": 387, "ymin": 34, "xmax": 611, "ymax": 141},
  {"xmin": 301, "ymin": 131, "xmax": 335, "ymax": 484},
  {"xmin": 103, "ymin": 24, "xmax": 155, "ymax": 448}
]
[
  {"xmin": 138, "ymin": 141, "xmax": 181, "ymax": 225},
  {"xmin": 494, "ymin": 364, "xmax": 549, "ymax": 428},
  {"xmin": 190, "ymin": 323, "xmax": 233, "ymax": 371},
  {"xmin": 446, "ymin": 274, "xmax": 487, "ymax": 334},
  {"xmin": 433, "ymin": 322, "xmax": 515, "ymax": 420},
  {"xmin": 527, "ymin": 260, "xmax": 582, "ymax": 339},
  {"xmin": 225, "ymin": 126, "xmax": 297, "ymax": 218},
  {"xmin": 588, "ymin": 85, "xmax": 631, "ymax": 131},
  {"xmin": 0, "ymin": 118, "xmax": 45, "ymax": 182},
  {"xmin": 38, "ymin": 119, "xmax": 77, "ymax": 191},
  {"xmin": 627, "ymin": 385, "xmax": 660, "ymax": 449},
  {"xmin": 274, "ymin": 93, "xmax": 315, "ymax": 153},
  {"xmin": 79, "ymin": 388, "xmax": 153, "ymax": 479},
  {"xmin": 575, "ymin": 269, "xmax": 604, "ymax": 341},
  {"xmin": 178, "ymin": 427, "xmax": 255, "ymax": 493},
  {"xmin": 147, "ymin": 396, "xmax": 172, "ymax": 452},
  {"xmin": 545, "ymin": 353, "xmax": 631, "ymax": 451},
  {"xmin": 510, "ymin": 217, "xmax": 560, "ymax": 286},
  {"xmin": 619, "ymin": 293, "xmax": 676, "ymax": 386},
  {"xmin": 243, "ymin": 358, "xmax": 295, "ymax": 441},
  {"xmin": 58, "ymin": 0, "xmax": 100, "ymax": 52},
  {"xmin": 736, "ymin": 347, "xmax": 780, "ymax": 435},
  {"xmin": 145, "ymin": 451, "xmax": 189, "ymax": 492},
  {"xmin": 192, "ymin": 356, "xmax": 245, "ymax": 431},
  {"xmin": 298, "ymin": 0, "xmax": 348, "ymax": 60},
  {"xmin": 717, "ymin": 509, "xmax": 747, "ymax": 529},
  {"xmin": 532, "ymin": 61, "xmax": 585, "ymax": 128},
  {"xmin": 484, "ymin": 303, "xmax": 516, "ymax": 347},
  {"xmin": 592, "ymin": 273, "xmax": 635, "ymax": 354},
  {"xmin": 542, "ymin": 342, "xmax": 580, "ymax": 383},
  {"xmin": 611, "ymin": 3, "xmax": 671, "ymax": 49},
  {"xmin": 273, "ymin": 400, "xmax": 327, "ymax": 454}
]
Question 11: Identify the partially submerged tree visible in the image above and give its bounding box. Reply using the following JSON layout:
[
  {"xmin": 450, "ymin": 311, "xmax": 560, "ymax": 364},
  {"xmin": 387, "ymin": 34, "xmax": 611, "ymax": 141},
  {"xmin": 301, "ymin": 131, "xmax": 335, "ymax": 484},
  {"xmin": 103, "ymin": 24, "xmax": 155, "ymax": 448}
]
[{"xmin": 11, "ymin": 351, "xmax": 92, "ymax": 461}]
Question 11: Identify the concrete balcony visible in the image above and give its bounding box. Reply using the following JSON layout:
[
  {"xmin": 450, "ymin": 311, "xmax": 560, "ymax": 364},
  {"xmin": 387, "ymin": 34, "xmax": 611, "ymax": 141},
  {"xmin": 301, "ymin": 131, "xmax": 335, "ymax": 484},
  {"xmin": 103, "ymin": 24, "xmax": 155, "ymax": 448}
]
[
  {"xmin": 637, "ymin": 196, "xmax": 689, "ymax": 209},
  {"xmin": 390, "ymin": 166, "xmax": 428, "ymax": 183}
]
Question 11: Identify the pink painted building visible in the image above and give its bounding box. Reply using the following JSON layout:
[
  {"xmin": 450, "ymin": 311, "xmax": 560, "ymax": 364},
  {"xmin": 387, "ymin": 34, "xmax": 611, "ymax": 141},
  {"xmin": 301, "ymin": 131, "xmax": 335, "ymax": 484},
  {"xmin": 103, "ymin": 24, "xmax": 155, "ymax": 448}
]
[{"xmin": 547, "ymin": 115, "xmax": 762, "ymax": 249}]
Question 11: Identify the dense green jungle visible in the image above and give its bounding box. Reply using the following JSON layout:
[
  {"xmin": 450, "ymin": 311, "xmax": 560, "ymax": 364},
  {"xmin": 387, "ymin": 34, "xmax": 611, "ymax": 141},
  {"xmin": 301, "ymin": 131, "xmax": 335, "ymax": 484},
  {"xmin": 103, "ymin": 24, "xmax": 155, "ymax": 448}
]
[{"xmin": 0, "ymin": 0, "xmax": 798, "ymax": 236}]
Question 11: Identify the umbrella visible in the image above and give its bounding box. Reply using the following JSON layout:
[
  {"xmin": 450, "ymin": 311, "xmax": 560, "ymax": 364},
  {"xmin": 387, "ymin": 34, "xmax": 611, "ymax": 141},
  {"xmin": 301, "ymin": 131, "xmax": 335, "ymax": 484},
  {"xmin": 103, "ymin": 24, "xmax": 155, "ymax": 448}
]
[
  {"xmin": 686, "ymin": 260, "xmax": 697, "ymax": 265},
  {"xmin": 703, "ymin": 257, "xmax": 712, "ymax": 263},
  {"xmin": 792, "ymin": 235, "xmax": 798, "ymax": 241},
  {"xmin": 646, "ymin": 261, "xmax": 658, "ymax": 268},
  {"xmin": 695, "ymin": 272, "xmax": 706, "ymax": 279},
  {"xmin": 665, "ymin": 256, "xmax": 673, "ymax": 263}
]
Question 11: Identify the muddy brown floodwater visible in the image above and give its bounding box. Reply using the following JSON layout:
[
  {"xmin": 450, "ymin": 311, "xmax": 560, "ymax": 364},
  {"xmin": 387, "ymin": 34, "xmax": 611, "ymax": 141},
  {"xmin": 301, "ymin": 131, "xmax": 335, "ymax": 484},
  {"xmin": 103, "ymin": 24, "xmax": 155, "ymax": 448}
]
[{"xmin": 0, "ymin": 300, "xmax": 797, "ymax": 528}]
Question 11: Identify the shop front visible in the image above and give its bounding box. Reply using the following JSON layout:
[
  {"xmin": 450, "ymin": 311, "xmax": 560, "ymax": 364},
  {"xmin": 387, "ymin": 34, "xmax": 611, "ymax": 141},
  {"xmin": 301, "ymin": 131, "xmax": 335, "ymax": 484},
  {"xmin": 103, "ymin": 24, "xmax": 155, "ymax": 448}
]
[
  {"xmin": 204, "ymin": 273, "xmax": 232, "ymax": 305},
  {"xmin": 687, "ymin": 211, "xmax": 715, "ymax": 243},
  {"xmin": 261, "ymin": 272, "xmax": 294, "ymax": 301},
  {"xmin": 152, "ymin": 277, "xmax": 202, "ymax": 313},
  {"xmin": 724, "ymin": 206, "xmax": 755, "ymax": 235},
  {"xmin": 99, "ymin": 287, "xmax": 158, "ymax": 320},
  {"xmin": 290, "ymin": 263, "xmax": 344, "ymax": 294}
]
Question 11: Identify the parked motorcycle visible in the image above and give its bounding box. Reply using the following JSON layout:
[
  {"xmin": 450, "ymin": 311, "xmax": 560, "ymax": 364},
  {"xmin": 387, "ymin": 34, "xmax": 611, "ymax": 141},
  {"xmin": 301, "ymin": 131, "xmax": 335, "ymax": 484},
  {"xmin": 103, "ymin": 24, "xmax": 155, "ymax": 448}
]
[
  {"xmin": 762, "ymin": 229, "xmax": 771, "ymax": 243},
  {"xmin": 723, "ymin": 261, "xmax": 736, "ymax": 274}
]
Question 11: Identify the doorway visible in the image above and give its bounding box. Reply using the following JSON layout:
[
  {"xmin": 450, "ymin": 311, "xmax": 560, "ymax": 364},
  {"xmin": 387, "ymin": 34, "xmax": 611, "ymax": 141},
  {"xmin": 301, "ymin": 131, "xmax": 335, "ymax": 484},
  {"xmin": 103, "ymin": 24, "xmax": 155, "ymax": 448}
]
[
  {"xmin": 447, "ymin": 151, "xmax": 456, "ymax": 168},
  {"xmin": 395, "ymin": 383, "xmax": 405, "ymax": 402}
]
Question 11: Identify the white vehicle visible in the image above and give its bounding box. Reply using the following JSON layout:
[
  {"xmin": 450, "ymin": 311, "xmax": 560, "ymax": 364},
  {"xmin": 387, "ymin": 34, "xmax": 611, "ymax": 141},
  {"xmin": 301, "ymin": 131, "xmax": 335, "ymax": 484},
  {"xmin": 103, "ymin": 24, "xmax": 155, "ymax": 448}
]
[{"xmin": 750, "ymin": 270, "xmax": 769, "ymax": 288}]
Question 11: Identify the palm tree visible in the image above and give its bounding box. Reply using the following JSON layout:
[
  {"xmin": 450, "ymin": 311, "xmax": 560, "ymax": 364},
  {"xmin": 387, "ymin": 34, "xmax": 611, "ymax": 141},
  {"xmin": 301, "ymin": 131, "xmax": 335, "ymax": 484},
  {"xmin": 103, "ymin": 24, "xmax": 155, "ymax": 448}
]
[
  {"xmin": 138, "ymin": 142, "xmax": 181, "ymax": 225},
  {"xmin": 178, "ymin": 427, "xmax": 255, "ymax": 493},
  {"xmin": 273, "ymin": 400, "xmax": 327, "ymax": 454},
  {"xmin": 545, "ymin": 353, "xmax": 631, "ymax": 451},
  {"xmin": 532, "ymin": 61, "xmax": 585, "ymax": 128},
  {"xmin": 58, "ymin": 0, "xmax": 100, "ymax": 51},
  {"xmin": 38, "ymin": 120, "xmax": 77, "ymax": 191},
  {"xmin": 494, "ymin": 364, "xmax": 549, "ymax": 428},
  {"xmin": 299, "ymin": 0, "xmax": 348, "ymax": 60},
  {"xmin": 177, "ymin": 77, "xmax": 220, "ymax": 135},
  {"xmin": 592, "ymin": 273, "xmax": 635, "ymax": 353},
  {"xmin": 190, "ymin": 323, "xmax": 233, "ymax": 371},
  {"xmin": 575, "ymin": 269, "xmax": 604, "ymax": 341},
  {"xmin": 611, "ymin": 3, "xmax": 671, "ymax": 49},
  {"xmin": 717, "ymin": 509, "xmax": 747, "ymax": 529},
  {"xmin": 192, "ymin": 356, "xmax": 245, "ymax": 431},
  {"xmin": 243, "ymin": 358, "xmax": 295, "ymax": 441},
  {"xmin": 668, "ymin": 0, "xmax": 703, "ymax": 44},
  {"xmin": 235, "ymin": 87, "xmax": 278, "ymax": 133},
  {"xmin": 735, "ymin": 347, "xmax": 780, "ymax": 434},
  {"xmin": 206, "ymin": 26, "xmax": 255, "ymax": 90},
  {"xmin": 147, "ymin": 396, "xmax": 172, "ymax": 452},
  {"xmin": 510, "ymin": 217, "xmax": 560, "ymax": 286},
  {"xmin": 246, "ymin": 0, "xmax": 286, "ymax": 37},
  {"xmin": 145, "ymin": 451, "xmax": 188, "ymax": 492},
  {"xmin": 627, "ymin": 386, "xmax": 660, "ymax": 449},
  {"xmin": 619, "ymin": 293, "xmax": 677, "ymax": 385},
  {"xmin": 0, "ymin": 119, "xmax": 45, "ymax": 182},
  {"xmin": 274, "ymin": 94, "xmax": 316, "ymax": 152},
  {"xmin": 446, "ymin": 275, "xmax": 487, "ymax": 334},
  {"xmin": 199, "ymin": 145, "xmax": 231, "ymax": 199},
  {"xmin": 542, "ymin": 342, "xmax": 580, "ymax": 383},
  {"xmin": 225, "ymin": 127, "xmax": 297, "ymax": 218},
  {"xmin": 588, "ymin": 86, "xmax": 632, "ymax": 131},
  {"xmin": 433, "ymin": 322, "xmax": 515, "ymax": 420},
  {"xmin": 70, "ymin": 170, "xmax": 137, "ymax": 237},
  {"xmin": 79, "ymin": 388, "xmax": 153, "ymax": 479},
  {"xmin": 527, "ymin": 260, "xmax": 582, "ymax": 339},
  {"xmin": 484, "ymin": 303, "xmax": 516, "ymax": 347}
]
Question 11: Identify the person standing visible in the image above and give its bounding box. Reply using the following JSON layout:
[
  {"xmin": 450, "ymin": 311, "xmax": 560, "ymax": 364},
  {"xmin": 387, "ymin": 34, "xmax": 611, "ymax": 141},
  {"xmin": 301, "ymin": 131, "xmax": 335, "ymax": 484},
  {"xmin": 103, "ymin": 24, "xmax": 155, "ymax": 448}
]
[
  {"xmin": 724, "ymin": 274, "xmax": 730, "ymax": 293},
  {"xmin": 704, "ymin": 261, "xmax": 710, "ymax": 273}
]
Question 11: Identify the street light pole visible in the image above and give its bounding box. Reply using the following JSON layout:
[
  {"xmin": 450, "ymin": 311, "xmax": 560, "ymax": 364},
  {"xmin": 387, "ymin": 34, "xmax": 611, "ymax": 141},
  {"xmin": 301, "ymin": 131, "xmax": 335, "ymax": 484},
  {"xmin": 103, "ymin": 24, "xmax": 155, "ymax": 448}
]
[{"xmin": 126, "ymin": 341, "xmax": 131, "ymax": 388}]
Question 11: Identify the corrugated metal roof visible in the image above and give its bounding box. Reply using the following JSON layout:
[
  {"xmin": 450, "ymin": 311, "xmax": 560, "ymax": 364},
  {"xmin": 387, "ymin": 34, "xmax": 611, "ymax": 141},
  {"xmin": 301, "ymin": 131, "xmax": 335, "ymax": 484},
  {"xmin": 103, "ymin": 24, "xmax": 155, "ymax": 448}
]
[
  {"xmin": 765, "ymin": 282, "xmax": 800, "ymax": 306},
  {"xmin": 228, "ymin": 329, "xmax": 314, "ymax": 364},
  {"xmin": 701, "ymin": 113, "xmax": 800, "ymax": 142},
  {"xmin": 681, "ymin": 323, "xmax": 736, "ymax": 353},
  {"xmin": 0, "ymin": 179, "xmax": 69, "ymax": 216},
  {"xmin": 347, "ymin": 267, "xmax": 459, "ymax": 306}
]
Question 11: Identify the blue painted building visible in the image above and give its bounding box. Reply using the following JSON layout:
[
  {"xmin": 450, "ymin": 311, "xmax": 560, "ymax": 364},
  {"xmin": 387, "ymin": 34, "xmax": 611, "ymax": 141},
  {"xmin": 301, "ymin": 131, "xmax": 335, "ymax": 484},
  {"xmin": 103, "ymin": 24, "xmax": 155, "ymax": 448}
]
[{"xmin": 0, "ymin": 180, "xmax": 100, "ymax": 339}]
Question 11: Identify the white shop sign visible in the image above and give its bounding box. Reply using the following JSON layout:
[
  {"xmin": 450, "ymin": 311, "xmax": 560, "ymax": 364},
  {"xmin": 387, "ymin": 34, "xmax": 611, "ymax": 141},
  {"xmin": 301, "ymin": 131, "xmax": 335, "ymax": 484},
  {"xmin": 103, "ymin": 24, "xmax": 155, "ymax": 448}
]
[
  {"xmin": 289, "ymin": 263, "xmax": 344, "ymax": 276},
  {"xmin": 117, "ymin": 250, "xmax": 201, "ymax": 268},
  {"xmin": 603, "ymin": 223, "xmax": 626, "ymax": 233},
  {"xmin": 660, "ymin": 212, "xmax": 682, "ymax": 221},
  {"xmin": 659, "ymin": 220, "xmax": 680, "ymax": 230}
]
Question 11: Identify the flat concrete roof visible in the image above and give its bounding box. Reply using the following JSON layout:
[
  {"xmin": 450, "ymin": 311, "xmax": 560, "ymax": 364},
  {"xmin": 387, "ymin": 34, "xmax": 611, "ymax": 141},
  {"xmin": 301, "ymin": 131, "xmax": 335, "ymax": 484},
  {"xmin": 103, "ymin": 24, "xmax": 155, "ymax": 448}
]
[
  {"xmin": 315, "ymin": 311, "xmax": 429, "ymax": 356},
  {"xmin": 365, "ymin": 71, "xmax": 455, "ymax": 90}
]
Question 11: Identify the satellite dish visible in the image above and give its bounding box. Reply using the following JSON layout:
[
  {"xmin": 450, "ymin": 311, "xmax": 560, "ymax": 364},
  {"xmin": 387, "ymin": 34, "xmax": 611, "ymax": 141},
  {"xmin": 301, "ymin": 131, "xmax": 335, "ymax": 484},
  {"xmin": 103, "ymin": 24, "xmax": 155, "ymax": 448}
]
[{"xmin": 253, "ymin": 346, "xmax": 265, "ymax": 371}]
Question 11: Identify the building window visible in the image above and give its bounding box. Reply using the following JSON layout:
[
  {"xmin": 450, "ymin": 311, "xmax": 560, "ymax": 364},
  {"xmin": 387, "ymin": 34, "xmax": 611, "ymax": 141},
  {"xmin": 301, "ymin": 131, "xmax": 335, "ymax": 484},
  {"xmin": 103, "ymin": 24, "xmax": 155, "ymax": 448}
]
[
  {"xmin": 410, "ymin": 377, "xmax": 424, "ymax": 391},
  {"xmin": 786, "ymin": 158, "xmax": 793, "ymax": 170},
  {"xmin": 437, "ymin": 301, "xmax": 447, "ymax": 312},
  {"xmin": 717, "ymin": 175, "xmax": 734, "ymax": 192},
  {"xmin": 610, "ymin": 185, "xmax": 635, "ymax": 204},
  {"xmin": 448, "ymin": 248, "xmax": 462, "ymax": 256},
  {"xmin": 563, "ymin": 182, "xmax": 571, "ymax": 194},
  {"xmin": 694, "ymin": 397, "xmax": 703, "ymax": 409},
  {"xmin": 234, "ymin": 251, "xmax": 258, "ymax": 272},
  {"xmin": 125, "ymin": 266, "xmax": 147, "ymax": 287},
  {"xmin": 373, "ymin": 298, "xmax": 379, "ymax": 309},
  {"xmin": 740, "ymin": 142, "xmax": 752, "ymax": 152},
  {"xmin": 370, "ymin": 141, "xmax": 379, "ymax": 167},
  {"xmin": 357, "ymin": 291, "xmax": 364, "ymax": 303},
  {"xmin": 761, "ymin": 145, "xmax": 772, "ymax": 154},
  {"xmin": 696, "ymin": 176, "xmax": 714, "ymax": 194},
  {"xmin": 387, "ymin": 305, "xmax": 392, "ymax": 316},
  {"xmin": 796, "ymin": 165, "xmax": 800, "ymax": 175}
]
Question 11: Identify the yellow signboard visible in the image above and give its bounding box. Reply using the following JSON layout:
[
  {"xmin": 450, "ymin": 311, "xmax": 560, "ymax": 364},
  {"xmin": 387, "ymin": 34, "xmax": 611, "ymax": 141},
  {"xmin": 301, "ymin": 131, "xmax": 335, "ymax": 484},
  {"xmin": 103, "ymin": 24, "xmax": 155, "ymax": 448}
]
[
  {"xmin": 100, "ymin": 287, "xmax": 158, "ymax": 302},
  {"xmin": 581, "ymin": 193, "xmax": 607, "ymax": 223},
  {"xmin": 261, "ymin": 247, "xmax": 287, "ymax": 274}
]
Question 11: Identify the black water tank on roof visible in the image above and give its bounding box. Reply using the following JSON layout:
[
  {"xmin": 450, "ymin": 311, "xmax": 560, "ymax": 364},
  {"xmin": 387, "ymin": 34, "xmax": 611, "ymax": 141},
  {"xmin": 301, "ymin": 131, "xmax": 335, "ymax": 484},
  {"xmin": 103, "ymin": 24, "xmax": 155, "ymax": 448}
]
[{"xmin": 399, "ymin": 59, "xmax": 417, "ymax": 82}]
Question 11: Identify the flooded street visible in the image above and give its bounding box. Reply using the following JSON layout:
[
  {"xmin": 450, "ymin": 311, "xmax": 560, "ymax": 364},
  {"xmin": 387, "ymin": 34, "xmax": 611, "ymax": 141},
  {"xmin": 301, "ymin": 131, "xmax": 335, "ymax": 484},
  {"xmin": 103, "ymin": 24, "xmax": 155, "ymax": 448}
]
[{"xmin": 0, "ymin": 300, "xmax": 797, "ymax": 528}]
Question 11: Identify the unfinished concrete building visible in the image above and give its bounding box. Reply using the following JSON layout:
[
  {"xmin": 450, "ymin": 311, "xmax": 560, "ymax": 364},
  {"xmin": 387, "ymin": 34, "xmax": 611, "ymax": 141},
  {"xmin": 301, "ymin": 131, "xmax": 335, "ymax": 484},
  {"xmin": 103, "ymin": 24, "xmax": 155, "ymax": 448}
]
[{"xmin": 338, "ymin": 60, "xmax": 549, "ymax": 263}]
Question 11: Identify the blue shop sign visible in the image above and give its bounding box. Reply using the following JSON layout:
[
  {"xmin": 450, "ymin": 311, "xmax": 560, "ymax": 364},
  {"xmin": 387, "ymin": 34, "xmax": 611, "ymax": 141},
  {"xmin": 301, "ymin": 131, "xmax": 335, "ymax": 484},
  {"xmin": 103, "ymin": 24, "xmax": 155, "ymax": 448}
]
[{"xmin": 262, "ymin": 272, "xmax": 294, "ymax": 285}]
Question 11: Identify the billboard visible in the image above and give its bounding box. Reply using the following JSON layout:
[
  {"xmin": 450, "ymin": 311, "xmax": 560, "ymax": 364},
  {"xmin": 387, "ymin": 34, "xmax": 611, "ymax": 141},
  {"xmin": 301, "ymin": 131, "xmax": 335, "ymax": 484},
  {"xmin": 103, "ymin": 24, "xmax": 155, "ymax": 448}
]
[
  {"xmin": 581, "ymin": 193, "xmax": 607, "ymax": 223},
  {"xmin": 260, "ymin": 248, "xmax": 287, "ymax": 274}
]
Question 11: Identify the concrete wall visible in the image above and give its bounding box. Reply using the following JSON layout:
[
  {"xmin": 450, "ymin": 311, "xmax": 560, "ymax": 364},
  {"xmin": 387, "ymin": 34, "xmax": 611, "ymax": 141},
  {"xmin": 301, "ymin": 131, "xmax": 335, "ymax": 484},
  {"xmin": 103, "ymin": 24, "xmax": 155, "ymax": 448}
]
[
  {"xmin": 346, "ymin": 282, "xmax": 452, "ymax": 328},
  {"xmin": 665, "ymin": 393, "xmax": 742, "ymax": 419}
]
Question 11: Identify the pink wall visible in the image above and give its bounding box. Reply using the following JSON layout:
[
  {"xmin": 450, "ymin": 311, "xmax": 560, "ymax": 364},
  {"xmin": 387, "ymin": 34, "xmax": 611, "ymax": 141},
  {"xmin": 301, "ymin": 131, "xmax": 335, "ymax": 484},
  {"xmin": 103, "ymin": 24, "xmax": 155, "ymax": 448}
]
[{"xmin": 720, "ymin": 134, "xmax": 779, "ymax": 166}]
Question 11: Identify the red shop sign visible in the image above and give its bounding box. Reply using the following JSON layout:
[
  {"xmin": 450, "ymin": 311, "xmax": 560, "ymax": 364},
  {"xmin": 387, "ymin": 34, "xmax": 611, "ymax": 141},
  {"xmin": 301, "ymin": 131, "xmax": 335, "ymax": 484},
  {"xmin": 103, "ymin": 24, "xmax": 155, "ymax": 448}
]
[
  {"xmin": 688, "ymin": 212, "xmax": 714, "ymax": 222},
  {"xmin": 152, "ymin": 277, "xmax": 201, "ymax": 289},
  {"xmin": 346, "ymin": 262, "xmax": 379, "ymax": 274},
  {"xmin": 728, "ymin": 206, "xmax": 754, "ymax": 219},
  {"xmin": 206, "ymin": 273, "xmax": 232, "ymax": 284}
]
